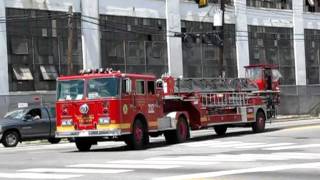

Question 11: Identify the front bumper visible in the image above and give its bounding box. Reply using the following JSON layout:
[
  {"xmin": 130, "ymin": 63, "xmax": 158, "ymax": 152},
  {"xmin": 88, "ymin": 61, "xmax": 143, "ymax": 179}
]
[{"xmin": 55, "ymin": 129, "xmax": 123, "ymax": 138}]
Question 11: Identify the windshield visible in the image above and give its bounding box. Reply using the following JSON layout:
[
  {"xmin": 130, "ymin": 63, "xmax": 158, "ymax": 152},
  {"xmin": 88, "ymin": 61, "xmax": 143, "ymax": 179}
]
[
  {"xmin": 246, "ymin": 68, "xmax": 262, "ymax": 81},
  {"xmin": 57, "ymin": 80, "xmax": 84, "ymax": 101},
  {"xmin": 4, "ymin": 109, "xmax": 26, "ymax": 119},
  {"xmin": 87, "ymin": 78, "xmax": 119, "ymax": 99}
]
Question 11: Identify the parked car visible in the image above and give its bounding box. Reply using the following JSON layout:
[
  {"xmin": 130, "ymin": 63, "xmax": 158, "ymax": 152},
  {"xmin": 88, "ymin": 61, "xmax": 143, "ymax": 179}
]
[{"xmin": 0, "ymin": 105, "xmax": 60, "ymax": 147}]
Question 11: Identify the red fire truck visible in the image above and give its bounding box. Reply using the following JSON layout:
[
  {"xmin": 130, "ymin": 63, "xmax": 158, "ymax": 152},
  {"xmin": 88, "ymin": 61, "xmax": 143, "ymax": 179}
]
[{"xmin": 55, "ymin": 66, "xmax": 280, "ymax": 151}]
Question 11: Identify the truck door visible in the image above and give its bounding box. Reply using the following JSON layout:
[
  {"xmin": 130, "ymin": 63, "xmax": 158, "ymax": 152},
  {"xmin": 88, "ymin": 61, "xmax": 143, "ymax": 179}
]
[
  {"xmin": 121, "ymin": 78, "xmax": 134, "ymax": 131},
  {"xmin": 146, "ymin": 80, "xmax": 162, "ymax": 129},
  {"xmin": 21, "ymin": 108, "xmax": 48, "ymax": 138},
  {"xmin": 135, "ymin": 80, "xmax": 147, "ymax": 114}
]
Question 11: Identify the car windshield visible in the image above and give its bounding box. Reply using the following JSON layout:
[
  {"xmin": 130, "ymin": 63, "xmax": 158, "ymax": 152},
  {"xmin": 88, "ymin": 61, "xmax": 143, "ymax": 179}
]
[
  {"xmin": 246, "ymin": 68, "xmax": 262, "ymax": 81},
  {"xmin": 57, "ymin": 80, "xmax": 84, "ymax": 101},
  {"xmin": 87, "ymin": 78, "xmax": 119, "ymax": 99},
  {"xmin": 4, "ymin": 109, "xmax": 26, "ymax": 120}
]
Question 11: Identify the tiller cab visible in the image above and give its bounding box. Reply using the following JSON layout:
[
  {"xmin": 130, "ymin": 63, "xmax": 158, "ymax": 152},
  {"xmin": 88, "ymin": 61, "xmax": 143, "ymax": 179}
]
[{"xmin": 56, "ymin": 67, "xmax": 280, "ymax": 151}]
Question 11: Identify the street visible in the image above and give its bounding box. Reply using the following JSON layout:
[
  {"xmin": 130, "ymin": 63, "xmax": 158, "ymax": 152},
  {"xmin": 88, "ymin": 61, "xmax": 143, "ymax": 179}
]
[{"xmin": 0, "ymin": 119, "xmax": 320, "ymax": 180}]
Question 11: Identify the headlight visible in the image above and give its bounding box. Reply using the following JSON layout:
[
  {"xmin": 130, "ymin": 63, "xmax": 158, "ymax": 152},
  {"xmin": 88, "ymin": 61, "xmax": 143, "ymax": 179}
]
[
  {"xmin": 99, "ymin": 117, "xmax": 110, "ymax": 124},
  {"xmin": 61, "ymin": 119, "xmax": 73, "ymax": 126}
]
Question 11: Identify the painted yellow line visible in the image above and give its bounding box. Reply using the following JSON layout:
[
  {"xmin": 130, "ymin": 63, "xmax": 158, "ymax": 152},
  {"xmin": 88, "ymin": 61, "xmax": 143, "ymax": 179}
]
[{"xmin": 283, "ymin": 125, "xmax": 320, "ymax": 131}]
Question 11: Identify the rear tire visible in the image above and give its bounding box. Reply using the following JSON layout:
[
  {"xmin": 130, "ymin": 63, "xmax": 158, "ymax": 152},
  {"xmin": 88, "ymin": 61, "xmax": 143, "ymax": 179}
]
[
  {"xmin": 164, "ymin": 116, "xmax": 189, "ymax": 144},
  {"xmin": 214, "ymin": 125, "xmax": 227, "ymax": 136},
  {"xmin": 124, "ymin": 119, "xmax": 149, "ymax": 150},
  {"xmin": 48, "ymin": 138, "xmax": 61, "ymax": 144},
  {"xmin": 2, "ymin": 131, "xmax": 20, "ymax": 148},
  {"xmin": 252, "ymin": 110, "xmax": 266, "ymax": 133},
  {"xmin": 75, "ymin": 138, "xmax": 92, "ymax": 151}
]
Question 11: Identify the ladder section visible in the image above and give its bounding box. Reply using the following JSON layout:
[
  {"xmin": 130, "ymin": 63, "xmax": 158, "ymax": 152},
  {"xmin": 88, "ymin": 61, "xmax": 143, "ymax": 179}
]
[{"xmin": 200, "ymin": 92, "xmax": 250, "ymax": 108}]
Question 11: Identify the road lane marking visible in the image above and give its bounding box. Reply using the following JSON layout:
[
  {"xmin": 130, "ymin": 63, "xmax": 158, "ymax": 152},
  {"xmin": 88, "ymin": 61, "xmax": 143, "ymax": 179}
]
[
  {"xmin": 264, "ymin": 144, "xmax": 320, "ymax": 150},
  {"xmin": 153, "ymin": 162, "xmax": 320, "ymax": 180},
  {"xmin": 283, "ymin": 125, "xmax": 320, "ymax": 131},
  {"xmin": 236, "ymin": 143, "xmax": 295, "ymax": 149},
  {"xmin": 67, "ymin": 163, "xmax": 180, "ymax": 169},
  {"xmin": 108, "ymin": 160, "xmax": 218, "ymax": 165},
  {"xmin": 18, "ymin": 168, "xmax": 132, "ymax": 174},
  {"xmin": 0, "ymin": 173, "xmax": 81, "ymax": 179}
]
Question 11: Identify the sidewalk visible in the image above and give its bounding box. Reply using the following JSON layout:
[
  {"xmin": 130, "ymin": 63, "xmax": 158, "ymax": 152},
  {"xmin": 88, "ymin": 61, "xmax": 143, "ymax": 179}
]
[{"xmin": 275, "ymin": 115, "xmax": 320, "ymax": 122}]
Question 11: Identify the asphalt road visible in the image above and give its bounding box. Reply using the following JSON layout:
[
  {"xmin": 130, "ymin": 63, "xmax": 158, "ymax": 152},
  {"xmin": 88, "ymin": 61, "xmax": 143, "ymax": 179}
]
[{"xmin": 0, "ymin": 119, "xmax": 320, "ymax": 180}]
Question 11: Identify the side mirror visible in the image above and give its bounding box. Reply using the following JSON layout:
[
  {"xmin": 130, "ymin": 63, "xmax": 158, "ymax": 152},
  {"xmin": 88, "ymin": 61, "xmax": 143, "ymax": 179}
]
[{"xmin": 24, "ymin": 114, "xmax": 32, "ymax": 121}]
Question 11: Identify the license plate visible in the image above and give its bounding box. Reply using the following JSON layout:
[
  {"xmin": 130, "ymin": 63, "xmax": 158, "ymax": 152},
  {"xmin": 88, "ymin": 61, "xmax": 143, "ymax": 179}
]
[{"xmin": 79, "ymin": 131, "xmax": 89, "ymax": 137}]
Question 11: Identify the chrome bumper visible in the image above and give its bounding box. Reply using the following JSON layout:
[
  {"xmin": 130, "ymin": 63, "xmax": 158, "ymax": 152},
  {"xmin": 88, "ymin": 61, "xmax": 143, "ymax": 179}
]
[{"xmin": 55, "ymin": 129, "xmax": 123, "ymax": 138}]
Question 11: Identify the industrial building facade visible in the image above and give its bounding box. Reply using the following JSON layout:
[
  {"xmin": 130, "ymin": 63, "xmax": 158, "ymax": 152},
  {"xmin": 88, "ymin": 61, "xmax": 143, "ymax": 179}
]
[{"xmin": 0, "ymin": 0, "xmax": 319, "ymax": 115}]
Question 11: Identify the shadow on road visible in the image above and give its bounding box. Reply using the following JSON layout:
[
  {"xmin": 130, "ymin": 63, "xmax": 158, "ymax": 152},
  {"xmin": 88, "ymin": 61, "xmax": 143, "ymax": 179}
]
[{"xmin": 65, "ymin": 127, "xmax": 283, "ymax": 153}]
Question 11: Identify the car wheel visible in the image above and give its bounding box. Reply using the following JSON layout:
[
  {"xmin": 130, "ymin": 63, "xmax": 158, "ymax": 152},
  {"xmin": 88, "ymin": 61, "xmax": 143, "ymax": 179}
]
[
  {"xmin": 2, "ymin": 131, "xmax": 20, "ymax": 147},
  {"xmin": 252, "ymin": 110, "xmax": 266, "ymax": 133},
  {"xmin": 75, "ymin": 138, "xmax": 93, "ymax": 152},
  {"xmin": 164, "ymin": 116, "xmax": 189, "ymax": 144},
  {"xmin": 214, "ymin": 125, "xmax": 228, "ymax": 136},
  {"xmin": 124, "ymin": 119, "xmax": 149, "ymax": 150},
  {"xmin": 48, "ymin": 138, "xmax": 61, "ymax": 144}
]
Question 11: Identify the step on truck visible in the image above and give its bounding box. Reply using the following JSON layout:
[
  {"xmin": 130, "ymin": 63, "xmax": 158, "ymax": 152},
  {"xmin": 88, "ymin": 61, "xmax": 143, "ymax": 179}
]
[{"xmin": 55, "ymin": 66, "xmax": 280, "ymax": 151}]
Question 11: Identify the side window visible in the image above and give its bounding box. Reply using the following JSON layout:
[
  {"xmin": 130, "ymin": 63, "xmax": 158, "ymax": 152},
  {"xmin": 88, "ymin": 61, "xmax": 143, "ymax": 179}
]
[
  {"xmin": 147, "ymin": 81, "xmax": 155, "ymax": 95},
  {"xmin": 122, "ymin": 78, "xmax": 132, "ymax": 94},
  {"xmin": 136, "ymin": 80, "xmax": 145, "ymax": 95},
  {"xmin": 27, "ymin": 108, "xmax": 42, "ymax": 119}
]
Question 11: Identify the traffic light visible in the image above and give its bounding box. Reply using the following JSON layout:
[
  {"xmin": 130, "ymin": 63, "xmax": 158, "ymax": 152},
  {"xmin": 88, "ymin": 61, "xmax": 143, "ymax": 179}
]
[{"xmin": 195, "ymin": 0, "xmax": 208, "ymax": 8}]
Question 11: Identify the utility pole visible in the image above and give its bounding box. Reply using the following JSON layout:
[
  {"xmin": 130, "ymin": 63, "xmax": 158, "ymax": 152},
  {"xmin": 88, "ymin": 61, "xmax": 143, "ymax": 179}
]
[
  {"xmin": 219, "ymin": 0, "xmax": 225, "ymax": 78},
  {"xmin": 67, "ymin": 6, "xmax": 74, "ymax": 75}
]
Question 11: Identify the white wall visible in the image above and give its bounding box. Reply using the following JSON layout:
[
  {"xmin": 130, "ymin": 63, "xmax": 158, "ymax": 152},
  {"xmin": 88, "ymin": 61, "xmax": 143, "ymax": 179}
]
[
  {"xmin": 0, "ymin": 0, "xmax": 9, "ymax": 95},
  {"xmin": 292, "ymin": 0, "xmax": 306, "ymax": 85},
  {"xmin": 5, "ymin": 0, "xmax": 80, "ymax": 12},
  {"xmin": 81, "ymin": 0, "xmax": 101, "ymax": 69},
  {"xmin": 234, "ymin": 0, "xmax": 249, "ymax": 78}
]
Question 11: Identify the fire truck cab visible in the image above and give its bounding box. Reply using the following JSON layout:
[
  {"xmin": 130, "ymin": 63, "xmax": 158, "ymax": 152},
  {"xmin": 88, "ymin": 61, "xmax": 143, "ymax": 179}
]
[{"xmin": 56, "ymin": 68, "xmax": 276, "ymax": 151}]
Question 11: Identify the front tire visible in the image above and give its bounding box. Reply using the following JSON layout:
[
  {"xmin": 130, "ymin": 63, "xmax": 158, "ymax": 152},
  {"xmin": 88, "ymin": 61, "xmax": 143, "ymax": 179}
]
[
  {"xmin": 252, "ymin": 110, "xmax": 266, "ymax": 133},
  {"xmin": 2, "ymin": 131, "xmax": 20, "ymax": 147},
  {"xmin": 164, "ymin": 116, "xmax": 189, "ymax": 144},
  {"xmin": 214, "ymin": 125, "xmax": 228, "ymax": 136},
  {"xmin": 124, "ymin": 119, "xmax": 149, "ymax": 150},
  {"xmin": 48, "ymin": 138, "xmax": 61, "ymax": 144},
  {"xmin": 75, "ymin": 138, "xmax": 93, "ymax": 151}
]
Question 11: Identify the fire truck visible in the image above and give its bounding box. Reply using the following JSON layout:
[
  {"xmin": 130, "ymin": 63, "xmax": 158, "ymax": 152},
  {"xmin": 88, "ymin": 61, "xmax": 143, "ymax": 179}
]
[{"xmin": 55, "ymin": 65, "xmax": 281, "ymax": 151}]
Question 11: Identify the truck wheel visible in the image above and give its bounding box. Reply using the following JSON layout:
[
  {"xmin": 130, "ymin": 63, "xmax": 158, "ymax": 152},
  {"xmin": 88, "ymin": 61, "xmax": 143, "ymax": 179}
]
[
  {"xmin": 214, "ymin": 125, "xmax": 227, "ymax": 136},
  {"xmin": 75, "ymin": 139, "xmax": 92, "ymax": 151},
  {"xmin": 2, "ymin": 131, "xmax": 20, "ymax": 147},
  {"xmin": 164, "ymin": 116, "xmax": 189, "ymax": 144},
  {"xmin": 48, "ymin": 138, "xmax": 61, "ymax": 144},
  {"xmin": 125, "ymin": 119, "xmax": 149, "ymax": 150},
  {"xmin": 252, "ymin": 110, "xmax": 266, "ymax": 133}
]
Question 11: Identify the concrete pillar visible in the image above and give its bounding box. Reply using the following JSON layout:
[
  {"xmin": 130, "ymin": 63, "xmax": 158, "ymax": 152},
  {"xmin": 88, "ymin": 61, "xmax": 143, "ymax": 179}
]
[
  {"xmin": 81, "ymin": 0, "xmax": 101, "ymax": 69},
  {"xmin": 0, "ymin": 1, "xmax": 9, "ymax": 95},
  {"xmin": 166, "ymin": 0, "xmax": 183, "ymax": 78},
  {"xmin": 234, "ymin": 0, "xmax": 250, "ymax": 78},
  {"xmin": 293, "ymin": 0, "xmax": 306, "ymax": 85}
]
